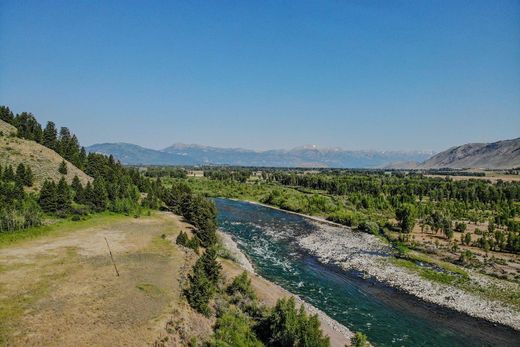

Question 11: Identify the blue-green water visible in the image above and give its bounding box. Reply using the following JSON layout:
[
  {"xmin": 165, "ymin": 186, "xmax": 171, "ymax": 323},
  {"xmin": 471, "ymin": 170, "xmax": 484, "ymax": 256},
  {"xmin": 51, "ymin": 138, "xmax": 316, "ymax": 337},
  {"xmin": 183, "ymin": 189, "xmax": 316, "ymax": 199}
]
[{"xmin": 214, "ymin": 198, "xmax": 520, "ymax": 347}]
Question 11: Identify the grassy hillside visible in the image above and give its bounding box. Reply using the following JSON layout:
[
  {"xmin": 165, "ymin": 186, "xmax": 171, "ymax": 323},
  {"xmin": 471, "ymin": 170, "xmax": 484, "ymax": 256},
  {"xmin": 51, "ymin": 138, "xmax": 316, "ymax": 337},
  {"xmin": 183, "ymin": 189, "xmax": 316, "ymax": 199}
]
[{"xmin": 0, "ymin": 119, "xmax": 92, "ymax": 188}]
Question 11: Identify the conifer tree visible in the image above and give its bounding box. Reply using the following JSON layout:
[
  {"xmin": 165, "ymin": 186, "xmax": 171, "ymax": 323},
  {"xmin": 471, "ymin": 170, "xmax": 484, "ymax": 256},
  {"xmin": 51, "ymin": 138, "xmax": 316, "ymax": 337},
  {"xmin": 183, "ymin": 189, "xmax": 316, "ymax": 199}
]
[
  {"xmin": 43, "ymin": 121, "xmax": 58, "ymax": 151},
  {"xmin": 39, "ymin": 180, "xmax": 58, "ymax": 213},
  {"xmin": 58, "ymin": 160, "xmax": 68, "ymax": 175},
  {"xmin": 24, "ymin": 166, "xmax": 33, "ymax": 187},
  {"xmin": 199, "ymin": 246, "xmax": 222, "ymax": 285},
  {"xmin": 56, "ymin": 177, "xmax": 71, "ymax": 211},
  {"xmin": 71, "ymin": 175, "xmax": 83, "ymax": 202},
  {"xmin": 15, "ymin": 163, "xmax": 26, "ymax": 186},
  {"xmin": 3, "ymin": 165, "xmax": 15, "ymax": 181},
  {"xmin": 184, "ymin": 259, "xmax": 214, "ymax": 316}
]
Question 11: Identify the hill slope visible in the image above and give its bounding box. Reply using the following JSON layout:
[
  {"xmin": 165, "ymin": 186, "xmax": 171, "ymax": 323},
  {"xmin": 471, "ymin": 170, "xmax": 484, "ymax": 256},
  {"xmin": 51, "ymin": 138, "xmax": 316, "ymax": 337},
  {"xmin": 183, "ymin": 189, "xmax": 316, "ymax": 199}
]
[
  {"xmin": 419, "ymin": 138, "xmax": 520, "ymax": 169},
  {"xmin": 87, "ymin": 142, "xmax": 433, "ymax": 168},
  {"xmin": 0, "ymin": 119, "xmax": 92, "ymax": 188}
]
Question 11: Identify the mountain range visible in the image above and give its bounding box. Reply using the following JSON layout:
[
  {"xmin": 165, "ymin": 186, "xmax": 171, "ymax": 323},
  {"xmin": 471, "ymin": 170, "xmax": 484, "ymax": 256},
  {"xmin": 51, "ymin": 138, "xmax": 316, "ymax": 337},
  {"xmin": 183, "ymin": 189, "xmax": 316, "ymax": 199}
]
[
  {"xmin": 87, "ymin": 138, "xmax": 520, "ymax": 169},
  {"xmin": 86, "ymin": 142, "xmax": 434, "ymax": 168}
]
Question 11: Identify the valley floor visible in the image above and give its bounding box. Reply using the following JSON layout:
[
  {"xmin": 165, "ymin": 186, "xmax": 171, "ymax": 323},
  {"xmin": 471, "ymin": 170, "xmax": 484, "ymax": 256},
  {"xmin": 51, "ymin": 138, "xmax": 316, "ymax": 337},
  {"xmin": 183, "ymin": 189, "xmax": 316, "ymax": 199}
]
[{"xmin": 0, "ymin": 212, "xmax": 351, "ymax": 346}]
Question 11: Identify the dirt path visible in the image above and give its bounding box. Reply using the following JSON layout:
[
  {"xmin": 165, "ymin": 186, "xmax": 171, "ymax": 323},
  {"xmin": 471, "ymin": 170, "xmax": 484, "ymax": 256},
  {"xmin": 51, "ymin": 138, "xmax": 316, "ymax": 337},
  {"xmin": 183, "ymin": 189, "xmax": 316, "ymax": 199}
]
[{"xmin": 0, "ymin": 212, "xmax": 212, "ymax": 346}]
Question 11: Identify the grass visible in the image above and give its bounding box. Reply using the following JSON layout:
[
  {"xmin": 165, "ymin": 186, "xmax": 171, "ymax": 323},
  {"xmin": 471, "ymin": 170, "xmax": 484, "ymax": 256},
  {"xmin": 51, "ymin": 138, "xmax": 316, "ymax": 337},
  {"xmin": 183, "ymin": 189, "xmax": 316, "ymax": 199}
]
[
  {"xmin": 136, "ymin": 283, "xmax": 163, "ymax": 298},
  {"xmin": 0, "ymin": 248, "xmax": 78, "ymax": 344},
  {"xmin": 390, "ymin": 257, "xmax": 520, "ymax": 308},
  {"xmin": 0, "ymin": 212, "xmax": 128, "ymax": 248}
]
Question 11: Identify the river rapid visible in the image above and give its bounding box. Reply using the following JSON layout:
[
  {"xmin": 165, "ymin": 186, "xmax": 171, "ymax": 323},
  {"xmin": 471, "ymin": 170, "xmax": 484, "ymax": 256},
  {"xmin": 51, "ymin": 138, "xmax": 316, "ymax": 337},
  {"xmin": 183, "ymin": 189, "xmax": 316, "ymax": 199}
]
[{"xmin": 214, "ymin": 198, "xmax": 520, "ymax": 347}]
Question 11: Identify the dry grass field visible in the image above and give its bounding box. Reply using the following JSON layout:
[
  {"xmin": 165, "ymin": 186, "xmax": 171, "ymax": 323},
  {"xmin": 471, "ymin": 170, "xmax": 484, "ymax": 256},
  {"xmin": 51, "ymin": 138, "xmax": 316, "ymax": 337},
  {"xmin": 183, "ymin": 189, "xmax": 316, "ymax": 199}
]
[
  {"xmin": 0, "ymin": 120, "xmax": 92, "ymax": 189},
  {"xmin": 0, "ymin": 212, "xmax": 214, "ymax": 346}
]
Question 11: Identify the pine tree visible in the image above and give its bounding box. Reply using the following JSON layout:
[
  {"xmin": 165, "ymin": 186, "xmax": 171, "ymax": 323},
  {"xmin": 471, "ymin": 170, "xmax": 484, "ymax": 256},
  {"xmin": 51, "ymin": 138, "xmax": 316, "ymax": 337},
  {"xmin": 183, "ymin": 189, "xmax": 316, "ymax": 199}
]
[
  {"xmin": 43, "ymin": 121, "xmax": 58, "ymax": 151},
  {"xmin": 71, "ymin": 175, "xmax": 83, "ymax": 203},
  {"xmin": 15, "ymin": 163, "xmax": 26, "ymax": 186},
  {"xmin": 3, "ymin": 165, "xmax": 15, "ymax": 181},
  {"xmin": 199, "ymin": 247, "xmax": 222, "ymax": 285},
  {"xmin": 91, "ymin": 178, "xmax": 108, "ymax": 210},
  {"xmin": 56, "ymin": 177, "xmax": 71, "ymax": 211},
  {"xmin": 0, "ymin": 106, "xmax": 15, "ymax": 124},
  {"xmin": 39, "ymin": 180, "xmax": 58, "ymax": 212},
  {"xmin": 184, "ymin": 259, "xmax": 214, "ymax": 316},
  {"xmin": 24, "ymin": 166, "xmax": 33, "ymax": 187},
  {"xmin": 58, "ymin": 160, "xmax": 68, "ymax": 175}
]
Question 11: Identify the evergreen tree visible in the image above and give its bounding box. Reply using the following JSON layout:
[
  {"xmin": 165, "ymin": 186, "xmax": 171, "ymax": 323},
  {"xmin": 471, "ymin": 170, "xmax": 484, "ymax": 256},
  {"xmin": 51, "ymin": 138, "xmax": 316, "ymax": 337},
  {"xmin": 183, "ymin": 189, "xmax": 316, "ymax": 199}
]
[
  {"xmin": 58, "ymin": 160, "xmax": 68, "ymax": 175},
  {"xmin": 184, "ymin": 259, "xmax": 214, "ymax": 316},
  {"xmin": 91, "ymin": 178, "xmax": 108, "ymax": 210},
  {"xmin": 0, "ymin": 106, "xmax": 15, "ymax": 124},
  {"xmin": 56, "ymin": 177, "xmax": 71, "ymax": 211},
  {"xmin": 38, "ymin": 180, "xmax": 58, "ymax": 212},
  {"xmin": 199, "ymin": 246, "xmax": 222, "ymax": 285},
  {"xmin": 3, "ymin": 165, "xmax": 15, "ymax": 181},
  {"xmin": 15, "ymin": 163, "xmax": 26, "ymax": 186},
  {"xmin": 71, "ymin": 175, "xmax": 83, "ymax": 203},
  {"xmin": 24, "ymin": 166, "xmax": 33, "ymax": 187},
  {"xmin": 42, "ymin": 121, "xmax": 58, "ymax": 150}
]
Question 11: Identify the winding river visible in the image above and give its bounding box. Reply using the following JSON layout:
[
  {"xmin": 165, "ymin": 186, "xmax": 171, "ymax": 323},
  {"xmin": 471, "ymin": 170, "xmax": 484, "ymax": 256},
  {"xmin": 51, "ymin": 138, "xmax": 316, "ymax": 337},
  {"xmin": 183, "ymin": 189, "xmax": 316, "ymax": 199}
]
[{"xmin": 214, "ymin": 198, "xmax": 520, "ymax": 347}]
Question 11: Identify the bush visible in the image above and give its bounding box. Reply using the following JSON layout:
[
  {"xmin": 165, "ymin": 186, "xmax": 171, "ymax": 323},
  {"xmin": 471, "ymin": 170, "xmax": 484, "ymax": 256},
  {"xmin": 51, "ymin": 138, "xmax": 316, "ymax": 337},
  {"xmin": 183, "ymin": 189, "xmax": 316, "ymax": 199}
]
[{"xmin": 351, "ymin": 332, "xmax": 369, "ymax": 347}]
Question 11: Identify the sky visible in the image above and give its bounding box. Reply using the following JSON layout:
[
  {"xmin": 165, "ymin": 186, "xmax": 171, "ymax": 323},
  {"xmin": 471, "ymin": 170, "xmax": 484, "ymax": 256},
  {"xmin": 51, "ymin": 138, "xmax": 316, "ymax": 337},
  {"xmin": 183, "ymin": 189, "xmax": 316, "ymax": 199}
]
[{"xmin": 0, "ymin": 0, "xmax": 519, "ymax": 152}]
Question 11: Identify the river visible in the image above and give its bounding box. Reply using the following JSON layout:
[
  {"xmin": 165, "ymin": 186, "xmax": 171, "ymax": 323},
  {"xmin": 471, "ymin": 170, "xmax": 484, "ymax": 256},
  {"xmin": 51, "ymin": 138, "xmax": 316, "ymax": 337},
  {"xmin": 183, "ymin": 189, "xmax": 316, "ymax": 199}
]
[{"xmin": 214, "ymin": 198, "xmax": 520, "ymax": 347}]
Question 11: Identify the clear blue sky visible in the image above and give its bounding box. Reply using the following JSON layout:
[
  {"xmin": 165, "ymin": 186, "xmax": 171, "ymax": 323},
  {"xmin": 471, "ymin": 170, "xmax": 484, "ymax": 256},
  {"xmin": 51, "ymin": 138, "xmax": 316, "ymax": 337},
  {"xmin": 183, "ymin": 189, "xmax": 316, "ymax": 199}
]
[{"xmin": 1, "ymin": 0, "xmax": 519, "ymax": 151}]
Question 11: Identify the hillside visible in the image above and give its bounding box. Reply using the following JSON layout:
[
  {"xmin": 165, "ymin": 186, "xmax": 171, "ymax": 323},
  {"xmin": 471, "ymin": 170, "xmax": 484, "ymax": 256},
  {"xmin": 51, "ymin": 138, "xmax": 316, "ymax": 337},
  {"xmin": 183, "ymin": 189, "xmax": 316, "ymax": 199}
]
[
  {"xmin": 419, "ymin": 138, "xmax": 520, "ymax": 169},
  {"xmin": 0, "ymin": 119, "xmax": 92, "ymax": 188},
  {"xmin": 87, "ymin": 142, "xmax": 434, "ymax": 168}
]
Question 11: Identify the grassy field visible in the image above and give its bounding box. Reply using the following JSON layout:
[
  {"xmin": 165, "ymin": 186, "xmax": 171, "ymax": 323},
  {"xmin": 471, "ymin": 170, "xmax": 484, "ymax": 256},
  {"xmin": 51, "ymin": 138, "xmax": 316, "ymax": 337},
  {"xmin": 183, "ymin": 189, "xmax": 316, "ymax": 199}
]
[{"xmin": 0, "ymin": 212, "xmax": 213, "ymax": 346}]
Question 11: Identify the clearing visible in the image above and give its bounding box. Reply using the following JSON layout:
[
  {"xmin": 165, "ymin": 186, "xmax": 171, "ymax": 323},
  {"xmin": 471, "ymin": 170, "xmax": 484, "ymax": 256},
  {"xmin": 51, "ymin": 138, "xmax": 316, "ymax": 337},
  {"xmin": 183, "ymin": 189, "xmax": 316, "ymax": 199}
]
[{"xmin": 0, "ymin": 212, "xmax": 212, "ymax": 346}]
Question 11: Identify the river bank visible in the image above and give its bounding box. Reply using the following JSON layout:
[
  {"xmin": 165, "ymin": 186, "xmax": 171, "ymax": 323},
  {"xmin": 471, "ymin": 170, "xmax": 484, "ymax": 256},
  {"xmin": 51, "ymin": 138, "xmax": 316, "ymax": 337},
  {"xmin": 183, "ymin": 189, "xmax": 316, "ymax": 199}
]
[
  {"xmin": 237, "ymin": 201, "xmax": 520, "ymax": 331},
  {"xmin": 218, "ymin": 230, "xmax": 355, "ymax": 346}
]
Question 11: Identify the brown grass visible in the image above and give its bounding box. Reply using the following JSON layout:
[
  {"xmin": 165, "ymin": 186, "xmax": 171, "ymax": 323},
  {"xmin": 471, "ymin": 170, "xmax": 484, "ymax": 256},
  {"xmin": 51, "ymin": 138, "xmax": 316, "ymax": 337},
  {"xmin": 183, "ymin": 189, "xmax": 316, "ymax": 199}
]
[
  {"xmin": 0, "ymin": 212, "xmax": 213, "ymax": 346},
  {"xmin": 0, "ymin": 120, "xmax": 92, "ymax": 189}
]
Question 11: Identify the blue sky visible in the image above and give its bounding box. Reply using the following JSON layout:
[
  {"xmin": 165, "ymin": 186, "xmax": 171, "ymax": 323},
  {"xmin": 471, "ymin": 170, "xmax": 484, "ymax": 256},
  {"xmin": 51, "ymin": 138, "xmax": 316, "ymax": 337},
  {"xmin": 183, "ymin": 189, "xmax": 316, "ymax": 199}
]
[{"xmin": 1, "ymin": 0, "xmax": 519, "ymax": 151}]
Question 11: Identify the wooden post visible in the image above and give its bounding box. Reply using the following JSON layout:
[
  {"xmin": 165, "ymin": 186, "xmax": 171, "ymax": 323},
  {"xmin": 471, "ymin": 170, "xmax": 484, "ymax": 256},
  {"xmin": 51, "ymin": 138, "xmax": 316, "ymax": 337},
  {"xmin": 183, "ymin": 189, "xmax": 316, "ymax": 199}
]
[{"xmin": 104, "ymin": 237, "xmax": 120, "ymax": 277}]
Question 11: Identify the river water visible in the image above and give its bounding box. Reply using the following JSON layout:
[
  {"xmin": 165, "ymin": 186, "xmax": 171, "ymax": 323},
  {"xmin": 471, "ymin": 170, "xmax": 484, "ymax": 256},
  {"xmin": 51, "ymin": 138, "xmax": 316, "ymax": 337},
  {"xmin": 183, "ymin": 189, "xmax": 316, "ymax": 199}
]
[{"xmin": 214, "ymin": 198, "xmax": 520, "ymax": 347}]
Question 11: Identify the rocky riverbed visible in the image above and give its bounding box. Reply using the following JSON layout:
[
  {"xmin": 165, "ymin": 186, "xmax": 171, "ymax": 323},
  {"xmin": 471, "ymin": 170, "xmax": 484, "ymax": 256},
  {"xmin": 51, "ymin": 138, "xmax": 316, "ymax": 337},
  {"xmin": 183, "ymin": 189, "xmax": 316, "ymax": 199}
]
[
  {"xmin": 298, "ymin": 221, "xmax": 520, "ymax": 331},
  {"xmin": 217, "ymin": 230, "xmax": 355, "ymax": 344}
]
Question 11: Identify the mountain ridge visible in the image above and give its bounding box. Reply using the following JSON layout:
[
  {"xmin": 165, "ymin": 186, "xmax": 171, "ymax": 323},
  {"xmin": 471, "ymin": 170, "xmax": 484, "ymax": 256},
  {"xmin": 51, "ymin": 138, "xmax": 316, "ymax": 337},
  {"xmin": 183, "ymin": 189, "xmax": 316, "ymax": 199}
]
[{"xmin": 87, "ymin": 142, "xmax": 434, "ymax": 168}]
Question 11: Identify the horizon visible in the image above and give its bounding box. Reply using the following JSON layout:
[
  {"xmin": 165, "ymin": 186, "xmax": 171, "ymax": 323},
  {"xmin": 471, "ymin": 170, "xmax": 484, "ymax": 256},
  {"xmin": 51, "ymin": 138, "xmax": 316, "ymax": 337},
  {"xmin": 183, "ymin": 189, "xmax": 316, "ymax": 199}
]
[{"xmin": 1, "ymin": 1, "xmax": 519, "ymax": 151}]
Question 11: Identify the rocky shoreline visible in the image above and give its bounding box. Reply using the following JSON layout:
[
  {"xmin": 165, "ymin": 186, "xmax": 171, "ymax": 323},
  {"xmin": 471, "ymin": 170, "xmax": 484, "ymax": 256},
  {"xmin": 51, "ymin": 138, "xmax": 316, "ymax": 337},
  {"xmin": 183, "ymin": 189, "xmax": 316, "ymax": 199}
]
[
  {"xmin": 217, "ymin": 230, "xmax": 355, "ymax": 344},
  {"xmin": 298, "ymin": 220, "xmax": 520, "ymax": 331}
]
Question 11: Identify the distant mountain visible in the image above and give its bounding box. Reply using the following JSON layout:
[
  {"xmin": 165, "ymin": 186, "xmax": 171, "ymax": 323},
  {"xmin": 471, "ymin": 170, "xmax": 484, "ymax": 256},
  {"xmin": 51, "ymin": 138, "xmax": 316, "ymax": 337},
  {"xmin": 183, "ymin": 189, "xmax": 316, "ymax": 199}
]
[
  {"xmin": 86, "ymin": 143, "xmax": 198, "ymax": 166},
  {"xmin": 87, "ymin": 142, "xmax": 434, "ymax": 168},
  {"xmin": 417, "ymin": 138, "xmax": 520, "ymax": 169}
]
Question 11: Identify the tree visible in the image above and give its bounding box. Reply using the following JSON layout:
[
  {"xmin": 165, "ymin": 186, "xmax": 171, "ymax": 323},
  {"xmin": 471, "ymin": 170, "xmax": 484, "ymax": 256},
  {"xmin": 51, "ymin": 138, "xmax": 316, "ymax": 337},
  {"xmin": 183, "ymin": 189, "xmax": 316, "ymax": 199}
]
[
  {"xmin": 351, "ymin": 332, "xmax": 369, "ymax": 347},
  {"xmin": 71, "ymin": 175, "xmax": 83, "ymax": 202},
  {"xmin": 43, "ymin": 121, "xmax": 58, "ymax": 150},
  {"xmin": 3, "ymin": 165, "xmax": 15, "ymax": 181},
  {"xmin": 227, "ymin": 271, "xmax": 255, "ymax": 300},
  {"xmin": 58, "ymin": 160, "xmax": 68, "ymax": 175},
  {"xmin": 56, "ymin": 177, "xmax": 71, "ymax": 211},
  {"xmin": 395, "ymin": 204, "xmax": 416, "ymax": 233},
  {"xmin": 38, "ymin": 180, "xmax": 58, "ymax": 212},
  {"xmin": 464, "ymin": 233, "xmax": 472, "ymax": 246},
  {"xmin": 184, "ymin": 259, "xmax": 214, "ymax": 316},
  {"xmin": 0, "ymin": 106, "xmax": 14, "ymax": 124},
  {"xmin": 199, "ymin": 246, "xmax": 222, "ymax": 285},
  {"xmin": 24, "ymin": 166, "xmax": 33, "ymax": 187},
  {"xmin": 455, "ymin": 222, "xmax": 467, "ymax": 234},
  {"xmin": 15, "ymin": 163, "xmax": 26, "ymax": 186},
  {"xmin": 257, "ymin": 297, "xmax": 330, "ymax": 347},
  {"xmin": 208, "ymin": 307, "xmax": 263, "ymax": 347}
]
